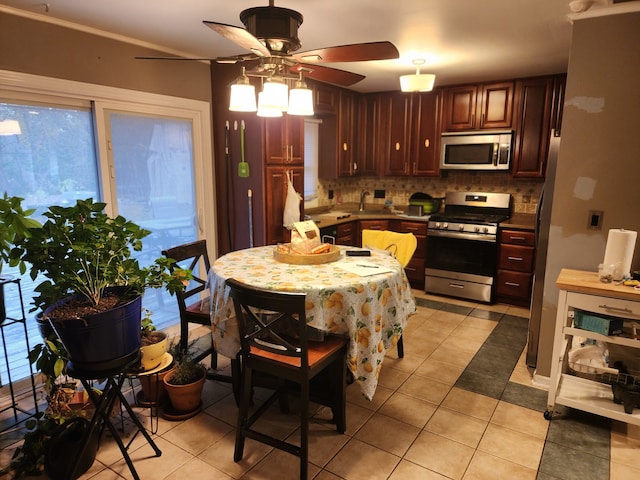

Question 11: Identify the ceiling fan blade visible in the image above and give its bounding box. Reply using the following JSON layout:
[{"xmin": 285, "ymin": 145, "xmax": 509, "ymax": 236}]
[
  {"xmin": 292, "ymin": 63, "xmax": 365, "ymax": 87},
  {"xmin": 203, "ymin": 21, "xmax": 271, "ymax": 58},
  {"xmin": 135, "ymin": 56, "xmax": 213, "ymax": 61},
  {"xmin": 293, "ymin": 41, "xmax": 399, "ymax": 63}
]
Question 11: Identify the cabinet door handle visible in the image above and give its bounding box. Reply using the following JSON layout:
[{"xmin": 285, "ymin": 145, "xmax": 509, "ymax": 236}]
[
  {"xmin": 406, "ymin": 227, "xmax": 419, "ymax": 232},
  {"xmin": 424, "ymin": 138, "xmax": 430, "ymax": 148},
  {"xmin": 510, "ymin": 236, "xmax": 526, "ymax": 241},
  {"xmin": 395, "ymin": 142, "xmax": 400, "ymax": 151},
  {"xmin": 598, "ymin": 304, "xmax": 633, "ymax": 314},
  {"xmin": 505, "ymin": 282, "xmax": 521, "ymax": 287},
  {"xmin": 508, "ymin": 256, "xmax": 524, "ymax": 262}
]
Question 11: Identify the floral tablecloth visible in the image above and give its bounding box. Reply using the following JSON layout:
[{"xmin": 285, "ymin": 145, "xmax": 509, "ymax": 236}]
[{"xmin": 208, "ymin": 245, "xmax": 416, "ymax": 400}]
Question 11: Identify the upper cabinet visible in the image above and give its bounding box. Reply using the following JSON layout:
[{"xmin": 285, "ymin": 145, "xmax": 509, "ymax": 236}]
[
  {"xmin": 264, "ymin": 115, "xmax": 304, "ymax": 165},
  {"xmin": 338, "ymin": 89, "xmax": 357, "ymax": 176},
  {"xmin": 411, "ymin": 91, "xmax": 442, "ymax": 176},
  {"xmin": 380, "ymin": 92, "xmax": 413, "ymax": 176},
  {"xmin": 511, "ymin": 74, "xmax": 565, "ymax": 178},
  {"xmin": 442, "ymin": 81, "xmax": 514, "ymax": 131}
]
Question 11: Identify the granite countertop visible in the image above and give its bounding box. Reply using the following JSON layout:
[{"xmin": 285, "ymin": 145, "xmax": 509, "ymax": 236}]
[{"xmin": 308, "ymin": 205, "xmax": 535, "ymax": 231}]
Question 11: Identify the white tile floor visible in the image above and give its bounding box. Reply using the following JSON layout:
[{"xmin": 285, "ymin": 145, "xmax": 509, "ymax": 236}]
[{"xmin": 2, "ymin": 289, "xmax": 640, "ymax": 479}]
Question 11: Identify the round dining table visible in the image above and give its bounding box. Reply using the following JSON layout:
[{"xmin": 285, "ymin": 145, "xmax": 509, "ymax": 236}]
[{"xmin": 208, "ymin": 245, "xmax": 416, "ymax": 400}]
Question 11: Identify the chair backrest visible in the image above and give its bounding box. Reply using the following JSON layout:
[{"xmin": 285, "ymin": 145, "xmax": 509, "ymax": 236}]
[
  {"xmin": 162, "ymin": 239, "xmax": 211, "ymax": 312},
  {"xmin": 225, "ymin": 278, "xmax": 310, "ymax": 369},
  {"xmin": 361, "ymin": 230, "xmax": 417, "ymax": 268}
]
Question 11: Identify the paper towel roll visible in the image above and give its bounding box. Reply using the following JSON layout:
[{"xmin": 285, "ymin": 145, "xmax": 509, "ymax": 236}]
[{"xmin": 603, "ymin": 228, "xmax": 637, "ymax": 280}]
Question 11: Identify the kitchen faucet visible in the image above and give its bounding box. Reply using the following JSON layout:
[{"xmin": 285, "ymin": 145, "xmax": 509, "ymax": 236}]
[{"xmin": 359, "ymin": 190, "xmax": 370, "ymax": 211}]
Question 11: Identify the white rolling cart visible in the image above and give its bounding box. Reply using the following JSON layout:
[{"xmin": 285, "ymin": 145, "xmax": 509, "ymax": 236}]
[{"xmin": 545, "ymin": 269, "xmax": 640, "ymax": 424}]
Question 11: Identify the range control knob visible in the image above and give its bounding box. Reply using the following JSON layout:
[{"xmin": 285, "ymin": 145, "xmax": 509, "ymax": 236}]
[
  {"xmin": 459, "ymin": 224, "xmax": 465, "ymax": 231},
  {"xmin": 443, "ymin": 222, "xmax": 449, "ymax": 229},
  {"xmin": 483, "ymin": 226, "xmax": 489, "ymax": 233},
  {"xmin": 474, "ymin": 226, "xmax": 480, "ymax": 232}
]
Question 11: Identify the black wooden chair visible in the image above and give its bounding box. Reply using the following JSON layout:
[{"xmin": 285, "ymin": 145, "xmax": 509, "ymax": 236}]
[
  {"xmin": 162, "ymin": 240, "xmax": 240, "ymax": 393},
  {"xmin": 226, "ymin": 278, "xmax": 348, "ymax": 480}
]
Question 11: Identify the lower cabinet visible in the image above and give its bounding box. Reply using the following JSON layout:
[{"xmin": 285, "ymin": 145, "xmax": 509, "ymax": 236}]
[
  {"xmin": 496, "ymin": 228, "xmax": 535, "ymax": 306},
  {"xmin": 358, "ymin": 219, "xmax": 390, "ymax": 245},
  {"xmin": 392, "ymin": 220, "xmax": 427, "ymax": 290},
  {"xmin": 319, "ymin": 221, "xmax": 356, "ymax": 246}
]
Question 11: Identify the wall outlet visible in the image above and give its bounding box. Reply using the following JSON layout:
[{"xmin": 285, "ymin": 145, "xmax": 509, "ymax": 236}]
[
  {"xmin": 328, "ymin": 189, "xmax": 334, "ymax": 200},
  {"xmin": 374, "ymin": 189, "xmax": 385, "ymax": 199},
  {"xmin": 587, "ymin": 210, "xmax": 604, "ymax": 230}
]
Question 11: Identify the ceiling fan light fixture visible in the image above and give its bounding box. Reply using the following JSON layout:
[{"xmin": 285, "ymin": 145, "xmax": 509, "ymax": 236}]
[
  {"xmin": 287, "ymin": 76, "xmax": 314, "ymax": 116},
  {"xmin": 261, "ymin": 79, "xmax": 289, "ymax": 111},
  {"xmin": 400, "ymin": 59, "xmax": 435, "ymax": 92},
  {"xmin": 257, "ymin": 91, "xmax": 284, "ymax": 117},
  {"xmin": 229, "ymin": 70, "xmax": 257, "ymax": 112}
]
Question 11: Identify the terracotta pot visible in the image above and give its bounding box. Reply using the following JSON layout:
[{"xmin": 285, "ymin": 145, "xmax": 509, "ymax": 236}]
[
  {"xmin": 163, "ymin": 367, "xmax": 206, "ymax": 415},
  {"xmin": 139, "ymin": 365, "xmax": 174, "ymax": 406}
]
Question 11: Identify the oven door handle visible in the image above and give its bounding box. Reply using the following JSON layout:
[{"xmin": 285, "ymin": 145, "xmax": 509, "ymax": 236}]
[{"xmin": 426, "ymin": 230, "xmax": 496, "ymax": 242}]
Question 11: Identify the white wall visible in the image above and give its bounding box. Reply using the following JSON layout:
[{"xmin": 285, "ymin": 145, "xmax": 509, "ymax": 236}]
[{"xmin": 536, "ymin": 10, "xmax": 640, "ymax": 377}]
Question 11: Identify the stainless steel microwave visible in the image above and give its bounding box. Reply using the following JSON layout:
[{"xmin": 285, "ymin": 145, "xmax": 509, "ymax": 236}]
[{"xmin": 440, "ymin": 130, "xmax": 513, "ymax": 171}]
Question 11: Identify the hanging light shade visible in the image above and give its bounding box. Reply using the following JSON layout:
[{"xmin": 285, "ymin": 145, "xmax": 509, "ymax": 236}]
[
  {"xmin": 400, "ymin": 59, "xmax": 436, "ymax": 92},
  {"xmin": 229, "ymin": 68, "xmax": 257, "ymax": 112},
  {"xmin": 257, "ymin": 91, "xmax": 283, "ymax": 117},
  {"xmin": 287, "ymin": 75, "xmax": 314, "ymax": 116},
  {"xmin": 261, "ymin": 79, "xmax": 289, "ymax": 112}
]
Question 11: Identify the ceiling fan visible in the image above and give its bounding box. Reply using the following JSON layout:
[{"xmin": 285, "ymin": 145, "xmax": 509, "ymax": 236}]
[{"xmin": 138, "ymin": 1, "xmax": 399, "ymax": 86}]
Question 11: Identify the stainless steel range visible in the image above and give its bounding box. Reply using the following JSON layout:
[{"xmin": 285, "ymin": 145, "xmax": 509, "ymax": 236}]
[{"xmin": 425, "ymin": 191, "xmax": 512, "ymax": 303}]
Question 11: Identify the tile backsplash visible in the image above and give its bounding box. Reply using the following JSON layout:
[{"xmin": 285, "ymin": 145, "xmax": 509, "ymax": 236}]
[{"xmin": 317, "ymin": 171, "xmax": 543, "ymax": 215}]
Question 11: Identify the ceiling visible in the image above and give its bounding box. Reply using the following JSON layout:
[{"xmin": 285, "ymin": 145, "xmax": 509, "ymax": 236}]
[{"xmin": 0, "ymin": 0, "xmax": 629, "ymax": 92}]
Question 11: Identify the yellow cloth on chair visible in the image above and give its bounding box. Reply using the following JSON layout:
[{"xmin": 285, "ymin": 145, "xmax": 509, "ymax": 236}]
[{"xmin": 361, "ymin": 230, "xmax": 417, "ymax": 268}]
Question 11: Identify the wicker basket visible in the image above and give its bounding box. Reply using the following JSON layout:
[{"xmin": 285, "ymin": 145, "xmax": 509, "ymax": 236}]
[{"xmin": 273, "ymin": 245, "xmax": 341, "ymax": 265}]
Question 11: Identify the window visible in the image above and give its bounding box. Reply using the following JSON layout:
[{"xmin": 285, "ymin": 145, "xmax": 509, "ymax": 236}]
[{"xmin": 0, "ymin": 70, "xmax": 215, "ymax": 388}]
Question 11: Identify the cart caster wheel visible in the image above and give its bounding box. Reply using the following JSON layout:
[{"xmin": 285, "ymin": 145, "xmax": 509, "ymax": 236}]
[{"xmin": 544, "ymin": 410, "xmax": 553, "ymax": 420}]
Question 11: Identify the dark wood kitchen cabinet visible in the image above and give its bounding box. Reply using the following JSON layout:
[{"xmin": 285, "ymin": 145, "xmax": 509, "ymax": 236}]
[
  {"xmin": 313, "ymin": 81, "xmax": 338, "ymax": 115},
  {"xmin": 392, "ymin": 220, "xmax": 427, "ymax": 289},
  {"xmin": 358, "ymin": 219, "xmax": 389, "ymax": 245},
  {"xmin": 411, "ymin": 90, "xmax": 442, "ymax": 176},
  {"xmin": 380, "ymin": 92, "xmax": 413, "ymax": 176},
  {"xmin": 442, "ymin": 81, "xmax": 514, "ymax": 132},
  {"xmin": 318, "ymin": 87, "xmax": 363, "ymax": 179},
  {"xmin": 496, "ymin": 228, "xmax": 535, "ymax": 307},
  {"xmin": 265, "ymin": 166, "xmax": 303, "ymax": 245},
  {"xmin": 264, "ymin": 115, "xmax": 303, "ymax": 165},
  {"xmin": 337, "ymin": 89, "xmax": 357, "ymax": 176},
  {"xmin": 356, "ymin": 94, "xmax": 380, "ymax": 177},
  {"xmin": 511, "ymin": 76, "xmax": 554, "ymax": 178}
]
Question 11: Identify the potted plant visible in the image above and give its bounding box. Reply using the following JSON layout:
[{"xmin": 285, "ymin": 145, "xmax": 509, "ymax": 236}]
[
  {"xmin": 139, "ymin": 308, "xmax": 168, "ymax": 372},
  {"xmin": 1, "ymin": 335, "xmax": 99, "ymax": 479},
  {"xmin": 0, "ymin": 193, "xmax": 41, "ymax": 324},
  {"xmin": 162, "ymin": 340, "xmax": 206, "ymax": 419},
  {"xmin": 136, "ymin": 308, "xmax": 174, "ymax": 406},
  {"xmin": 11, "ymin": 197, "xmax": 191, "ymax": 369}
]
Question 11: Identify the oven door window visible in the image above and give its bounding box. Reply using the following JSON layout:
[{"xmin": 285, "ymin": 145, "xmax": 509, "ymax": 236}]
[{"xmin": 426, "ymin": 234, "xmax": 497, "ymax": 277}]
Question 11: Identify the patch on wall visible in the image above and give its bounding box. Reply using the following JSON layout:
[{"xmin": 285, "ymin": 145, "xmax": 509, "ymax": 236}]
[
  {"xmin": 565, "ymin": 96, "xmax": 605, "ymax": 113},
  {"xmin": 574, "ymin": 177, "xmax": 597, "ymax": 200}
]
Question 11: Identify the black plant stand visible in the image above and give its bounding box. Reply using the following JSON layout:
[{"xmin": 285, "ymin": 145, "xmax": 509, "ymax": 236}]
[
  {"xmin": 0, "ymin": 276, "xmax": 39, "ymax": 432},
  {"xmin": 66, "ymin": 353, "xmax": 162, "ymax": 480}
]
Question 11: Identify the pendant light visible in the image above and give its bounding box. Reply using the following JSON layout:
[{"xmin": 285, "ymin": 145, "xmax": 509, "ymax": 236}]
[
  {"xmin": 287, "ymin": 72, "xmax": 314, "ymax": 116},
  {"xmin": 400, "ymin": 59, "xmax": 436, "ymax": 92},
  {"xmin": 257, "ymin": 92, "xmax": 283, "ymax": 117},
  {"xmin": 261, "ymin": 78, "xmax": 289, "ymax": 111},
  {"xmin": 229, "ymin": 67, "xmax": 257, "ymax": 112}
]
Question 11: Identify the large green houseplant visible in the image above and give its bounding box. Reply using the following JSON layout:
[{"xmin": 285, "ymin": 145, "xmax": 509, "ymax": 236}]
[
  {"xmin": 11, "ymin": 197, "xmax": 191, "ymax": 368},
  {"xmin": 0, "ymin": 193, "xmax": 41, "ymax": 323}
]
